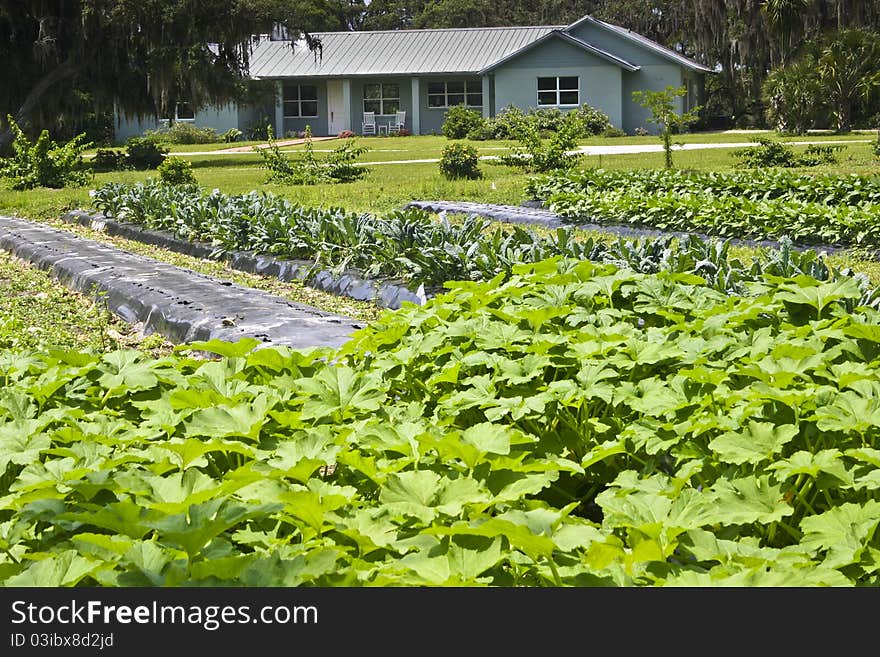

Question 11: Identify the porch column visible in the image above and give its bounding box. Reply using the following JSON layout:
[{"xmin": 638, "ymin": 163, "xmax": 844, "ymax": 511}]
[
  {"xmin": 411, "ymin": 77, "xmax": 421, "ymax": 135},
  {"xmin": 342, "ymin": 78, "xmax": 352, "ymax": 132},
  {"xmin": 274, "ymin": 80, "xmax": 284, "ymax": 138},
  {"xmin": 481, "ymin": 75, "xmax": 491, "ymax": 119}
]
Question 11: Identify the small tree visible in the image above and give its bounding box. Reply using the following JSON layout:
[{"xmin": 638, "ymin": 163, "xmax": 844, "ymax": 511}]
[
  {"xmin": 632, "ymin": 86, "xmax": 701, "ymax": 168},
  {"xmin": 498, "ymin": 110, "xmax": 582, "ymax": 173},
  {"xmin": 0, "ymin": 115, "xmax": 92, "ymax": 189}
]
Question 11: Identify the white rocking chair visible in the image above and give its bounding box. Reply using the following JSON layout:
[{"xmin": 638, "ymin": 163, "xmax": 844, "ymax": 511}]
[
  {"xmin": 388, "ymin": 110, "xmax": 406, "ymax": 134},
  {"xmin": 361, "ymin": 111, "xmax": 377, "ymax": 136}
]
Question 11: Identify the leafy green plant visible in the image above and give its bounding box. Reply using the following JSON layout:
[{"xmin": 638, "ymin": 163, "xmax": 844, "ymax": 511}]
[
  {"xmin": 221, "ymin": 128, "xmax": 243, "ymax": 143},
  {"xmin": 146, "ymin": 123, "xmax": 220, "ymax": 144},
  {"xmin": 528, "ymin": 166, "xmax": 880, "ymax": 252},
  {"xmin": 0, "ymin": 115, "xmax": 92, "ymax": 189},
  {"xmin": 498, "ymin": 110, "xmax": 582, "ymax": 173},
  {"xmin": 256, "ymin": 125, "xmax": 368, "ymax": 185},
  {"xmin": 89, "ymin": 180, "xmax": 878, "ymax": 303},
  {"xmin": 124, "ymin": 136, "xmax": 168, "ymax": 170},
  {"xmin": 91, "ymin": 148, "xmax": 126, "ymax": 172},
  {"xmin": 735, "ymin": 137, "xmax": 842, "ymax": 167},
  {"xmin": 735, "ymin": 137, "xmax": 800, "ymax": 167},
  {"xmin": 157, "ymin": 156, "xmax": 197, "ymax": 185},
  {"xmin": 485, "ymin": 105, "xmax": 528, "ymax": 140},
  {"xmin": 442, "ymin": 105, "xmax": 486, "ymax": 140},
  {"xmin": 575, "ymin": 103, "xmax": 613, "ymax": 135},
  {"xmin": 762, "ymin": 57, "xmax": 825, "ymax": 134},
  {"xmin": 438, "ymin": 142, "xmax": 482, "ymax": 180},
  {"xmin": 632, "ymin": 86, "xmax": 701, "ymax": 168},
  {"xmin": 527, "ymin": 167, "xmax": 880, "ymax": 207},
  {"xmin": 2, "ymin": 259, "xmax": 880, "ymax": 586}
]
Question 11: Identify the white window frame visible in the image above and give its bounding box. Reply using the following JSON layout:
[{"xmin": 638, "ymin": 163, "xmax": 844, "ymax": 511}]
[
  {"xmin": 283, "ymin": 84, "xmax": 319, "ymax": 119},
  {"xmin": 363, "ymin": 83, "xmax": 401, "ymax": 116},
  {"xmin": 174, "ymin": 102, "xmax": 195, "ymax": 122},
  {"xmin": 427, "ymin": 80, "xmax": 483, "ymax": 109},
  {"xmin": 536, "ymin": 76, "xmax": 580, "ymax": 107}
]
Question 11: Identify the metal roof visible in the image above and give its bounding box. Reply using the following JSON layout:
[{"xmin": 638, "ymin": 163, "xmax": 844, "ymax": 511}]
[
  {"xmin": 564, "ymin": 15, "xmax": 714, "ymax": 73},
  {"xmin": 479, "ymin": 30, "xmax": 640, "ymax": 74},
  {"xmin": 247, "ymin": 26, "xmax": 561, "ymax": 78},
  {"xmin": 245, "ymin": 15, "xmax": 714, "ymax": 79}
]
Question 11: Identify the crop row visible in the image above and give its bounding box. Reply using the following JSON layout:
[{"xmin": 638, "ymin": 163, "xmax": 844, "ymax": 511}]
[
  {"xmin": 526, "ymin": 167, "xmax": 880, "ymax": 207},
  {"xmin": 534, "ymin": 185, "xmax": 880, "ymax": 251},
  {"xmin": 2, "ymin": 261, "xmax": 880, "ymax": 585},
  {"xmin": 89, "ymin": 181, "xmax": 875, "ymax": 299}
]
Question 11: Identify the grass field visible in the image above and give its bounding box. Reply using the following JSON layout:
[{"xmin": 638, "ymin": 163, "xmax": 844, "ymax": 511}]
[{"xmin": 6, "ymin": 132, "xmax": 879, "ymax": 218}]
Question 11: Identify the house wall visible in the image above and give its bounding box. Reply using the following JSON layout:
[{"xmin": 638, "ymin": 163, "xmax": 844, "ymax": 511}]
[
  {"xmin": 280, "ymin": 80, "xmax": 329, "ymax": 137},
  {"xmin": 567, "ymin": 21, "xmax": 696, "ymax": 133},
  {"xmin": 491, "ymin": 38, "xmax": 624, "ymax": 129},
  {"xmin": 621, "ymin": 66, "xmax": 687, "ymax": 134},
  {"xmin": 237, "ymin": 102, "xmax": 275, "ymax": 138},
  {"xmin": 112, "ymin": 104, "xmax": 241, "ymax": 144},
  {"xmin": 416, "ymin": 76, "xmax": 484, "ymax": 135},
  {"xmin": 349, "ymin": 77, "xmax": 414, "ymax": 136}
]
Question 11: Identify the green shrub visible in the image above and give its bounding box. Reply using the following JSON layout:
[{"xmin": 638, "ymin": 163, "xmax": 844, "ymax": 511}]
[
  {"xmin": 483, "ymin": 104, "xmax": 611, "ymax": 140},
  {"xmin": 530, "ymin": 107, "xmax": 566, "ymax": 134},
  {"xmin": 256, "ymin": 124, "xmax": 369, "ymax": 185},
  {"xmin": 799, "ymin": 143, "xmax": 843, "ymax": 166},
  {"xmin": 576, "ymin": 103, "xmax": 613, "ymax": 135},
  {"xmin": 735, "ymin": 137, "xmax": 798, "ymax": 167},
  {"xmin": 486, "ymin": 105, "xmax": 528, "ymax": 139},
  {"xmin": 124, "ymin": 136, "xmax": 168, "ymax": 170},
  {"xmin": 600, "ymin": 127, "xmax": 628, "ymax": 138},
  {"xmin": 157, "ymin": 156, "xmax": 197, "ymax": 185},
  {"xmin": 322, "ymin": 138, "xmax": 370, "ymax": 183},
  {"xmin": 145, "ymin": 123, "xmax": 219, "ymax": 144},
  {"xmin": 0, "ymin": 115, "xmax": 92, "ymax": 190},
  {"xmin": 256, "ymin": 125, "xmax": 298, "ymax": 182},
  {"xmin": 441, "ymin": 105, "xmax": 486, "ymax": 140},
  {"xmin": 735, "ymin": 137, "xmax": 841, "ymax": 168},
  {"xmin": 762, "ymin": 57, "xmax": 824, "ymax": 134},
  {"xmin": 497, "ymin": 110, "xmax": 582, "ymax": 173},
  {"xmin": 91, "ymin": 148, "xmax": 126, "ymax": 172},
  {"xmin": 465, "ymin": 123, "xmax": 495, "ymax": 141},
  {"xmin": 439, "ymin": 142, "xmax": 482, "ymax": 179},
  {"xmin": 221, "ymin": 128, "xmax": 243, "ymax": 143}
]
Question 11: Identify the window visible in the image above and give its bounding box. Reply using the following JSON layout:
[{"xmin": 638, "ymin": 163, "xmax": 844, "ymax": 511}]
[
  {"xmin": 427, "ymin": 80, "xmax": 482, "ymax": 108},
  {"xmin": 175, "ymin": 102, "xmax": 195, "ymax": 121},
  {"xmin": 283, "ymin": 84, "xmax": 318, "ymax": 118},
  {"xmin": 537, "ymin": 76, "xmax": 579, "ymax": 106},
  {"xmin": 160, "ymin": 102, "xmax": 195, "ymax": 126},
  {"xmin": 363, "ymin": 83, "xmax": 400, "ymax": 115}
]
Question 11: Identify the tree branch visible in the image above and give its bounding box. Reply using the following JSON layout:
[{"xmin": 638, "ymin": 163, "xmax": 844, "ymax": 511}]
[{"xmin": 0, "ymin": 56, "xmax": 81, "ymax": 149}]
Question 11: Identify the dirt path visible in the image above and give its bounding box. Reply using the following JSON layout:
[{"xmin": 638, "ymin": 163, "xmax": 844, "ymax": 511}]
[{"xmin": 212, "ymin": 135, "xmax": 339, "ymax": 153}]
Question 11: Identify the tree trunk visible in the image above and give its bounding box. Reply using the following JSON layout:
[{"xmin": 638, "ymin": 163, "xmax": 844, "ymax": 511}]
[{"xmin": 0, "ymin": 57, "xmax": 80, "ymax": 150}]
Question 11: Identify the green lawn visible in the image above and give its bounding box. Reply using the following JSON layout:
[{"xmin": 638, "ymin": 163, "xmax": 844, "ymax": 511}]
[{"xmin": 8, "ymin": 134, "xmax": 879, "ymax": 220}]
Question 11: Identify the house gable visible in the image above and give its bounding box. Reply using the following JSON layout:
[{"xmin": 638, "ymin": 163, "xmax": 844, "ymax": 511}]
[
  {"xmin": 480, "ymin": 30, "xmax": 639, "ymax": 74},
  {"xmin": 488, "ymin": 34, "xmax": 626, "ymax": 129},
  {"xmin": 564, "ymin": 15, "xmax": 712, "ymax": 72}
]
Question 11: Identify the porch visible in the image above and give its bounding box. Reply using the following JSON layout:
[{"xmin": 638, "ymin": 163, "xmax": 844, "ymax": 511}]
[{"xmin": 274, "ymin": 75, "xmax": 492, "ymax": 137}]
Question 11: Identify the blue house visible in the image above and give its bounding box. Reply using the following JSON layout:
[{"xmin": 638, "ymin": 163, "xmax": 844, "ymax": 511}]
[{"xmin": 114, "ymin": 14, "xmax": 712, "ymax": 141}]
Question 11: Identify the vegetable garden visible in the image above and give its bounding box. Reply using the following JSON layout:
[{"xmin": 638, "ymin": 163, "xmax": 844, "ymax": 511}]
[
  {"xmin": 3, "ymin": 138, "xmax": 880, "ymax": 587},
  {"xmin": 3, "ymin": 259, "xmax": 880, "ymax": 585},
  {"xmin": 528, "ymin": 167, "xmax": 880, "ymax": 249}
]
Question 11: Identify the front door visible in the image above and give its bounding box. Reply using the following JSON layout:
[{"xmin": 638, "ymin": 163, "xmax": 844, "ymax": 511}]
[{"xmin": 327, "ymin": 80, "xmax": 348, "ymax": 135}]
